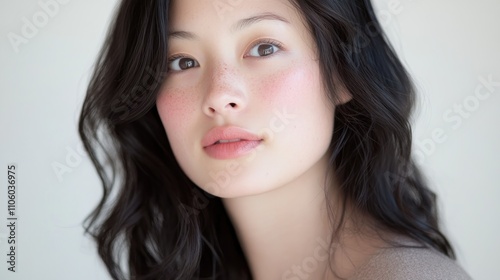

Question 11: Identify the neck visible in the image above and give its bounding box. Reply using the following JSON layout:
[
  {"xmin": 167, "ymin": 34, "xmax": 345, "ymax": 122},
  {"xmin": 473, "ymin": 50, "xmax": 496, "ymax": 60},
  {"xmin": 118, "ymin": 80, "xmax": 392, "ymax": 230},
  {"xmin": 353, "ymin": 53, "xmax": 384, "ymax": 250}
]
[{"xmin": 222, "ymin": 155, "xmax": 337, "ymax": 280}]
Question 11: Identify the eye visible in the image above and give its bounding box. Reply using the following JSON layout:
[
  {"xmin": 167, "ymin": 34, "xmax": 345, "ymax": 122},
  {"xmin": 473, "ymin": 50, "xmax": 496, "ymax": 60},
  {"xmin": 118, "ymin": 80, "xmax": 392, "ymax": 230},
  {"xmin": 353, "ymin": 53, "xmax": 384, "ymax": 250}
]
[
  {"xmin": 247, "ymin": 39, "xmax": 283, "ymax": 57},
  {"xmin": 168, "ymin": 56, "xmax": 199, "ymax": 72}
]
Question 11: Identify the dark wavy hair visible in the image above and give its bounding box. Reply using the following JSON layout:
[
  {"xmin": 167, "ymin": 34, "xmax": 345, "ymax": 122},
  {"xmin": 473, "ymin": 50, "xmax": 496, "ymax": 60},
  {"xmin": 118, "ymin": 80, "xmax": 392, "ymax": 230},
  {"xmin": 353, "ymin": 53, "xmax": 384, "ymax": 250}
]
[{"xmin": 78, "ymin": 0, "xmax": 455, "ymax": 279}]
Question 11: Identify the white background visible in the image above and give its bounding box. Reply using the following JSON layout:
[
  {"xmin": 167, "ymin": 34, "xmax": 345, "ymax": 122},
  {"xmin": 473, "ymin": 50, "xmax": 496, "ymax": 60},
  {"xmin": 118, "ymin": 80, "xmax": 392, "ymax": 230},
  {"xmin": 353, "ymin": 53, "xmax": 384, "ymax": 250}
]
[{"xmin": 0, "ymin": 0, "xmax": 498, "ymax": 279}]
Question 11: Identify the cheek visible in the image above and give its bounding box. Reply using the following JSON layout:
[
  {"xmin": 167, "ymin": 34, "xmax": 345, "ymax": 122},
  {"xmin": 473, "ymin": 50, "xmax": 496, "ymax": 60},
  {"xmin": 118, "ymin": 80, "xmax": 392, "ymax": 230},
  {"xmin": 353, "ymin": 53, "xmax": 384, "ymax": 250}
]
[
  {"xmin": 253, "ymin": 61, "xmax": 333, "ymax": 145},
  {"xmin": 156, "ymin": 88, "xmax": 200, "ymax": 170},
  {"xmin": 255, "ymin": 62, "xmax": 321, "ymax": 110},
  {"xmin": 156, "ymin": 87, "xmax": 197, "ymax": 134}
]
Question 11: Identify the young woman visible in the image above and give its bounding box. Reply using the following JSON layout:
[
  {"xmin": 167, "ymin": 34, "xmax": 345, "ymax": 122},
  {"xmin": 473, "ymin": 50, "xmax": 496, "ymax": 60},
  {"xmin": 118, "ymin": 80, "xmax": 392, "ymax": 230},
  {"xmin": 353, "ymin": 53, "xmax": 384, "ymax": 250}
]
[{"xmin": 79, "ymin": 0, "xmax": 472, "ymax": 279}]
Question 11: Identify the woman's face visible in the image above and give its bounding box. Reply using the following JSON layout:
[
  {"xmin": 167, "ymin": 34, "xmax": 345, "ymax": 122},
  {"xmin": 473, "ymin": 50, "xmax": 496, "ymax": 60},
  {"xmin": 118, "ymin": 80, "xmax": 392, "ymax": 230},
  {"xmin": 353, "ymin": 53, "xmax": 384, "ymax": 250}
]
[{"xmin": 156, "ymin": 0, "xmax": 337, "ymax": 198}]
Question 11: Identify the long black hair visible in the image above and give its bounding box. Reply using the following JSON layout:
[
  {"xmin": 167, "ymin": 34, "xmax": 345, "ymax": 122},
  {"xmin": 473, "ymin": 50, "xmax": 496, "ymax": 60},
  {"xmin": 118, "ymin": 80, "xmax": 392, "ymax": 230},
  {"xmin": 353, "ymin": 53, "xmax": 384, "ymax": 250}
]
[{"xmin": 79, "ymin": 0, "xmax": 455, "ymax": 279}]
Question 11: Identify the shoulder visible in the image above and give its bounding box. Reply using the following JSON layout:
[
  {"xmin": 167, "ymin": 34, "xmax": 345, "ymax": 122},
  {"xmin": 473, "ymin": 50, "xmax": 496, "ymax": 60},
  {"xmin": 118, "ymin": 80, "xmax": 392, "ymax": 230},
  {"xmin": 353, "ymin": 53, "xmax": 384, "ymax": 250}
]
[{"xmin": 351, "ymin": 245, "xmax": 472, "ymax": 280}]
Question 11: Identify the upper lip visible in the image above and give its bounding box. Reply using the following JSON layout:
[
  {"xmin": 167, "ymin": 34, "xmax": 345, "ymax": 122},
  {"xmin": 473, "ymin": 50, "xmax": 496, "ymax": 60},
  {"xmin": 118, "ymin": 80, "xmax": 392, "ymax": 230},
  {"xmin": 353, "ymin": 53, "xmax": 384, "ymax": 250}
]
[{"xmin": 202, "ymin": 126, "xmax": 262, "ymax": 148}]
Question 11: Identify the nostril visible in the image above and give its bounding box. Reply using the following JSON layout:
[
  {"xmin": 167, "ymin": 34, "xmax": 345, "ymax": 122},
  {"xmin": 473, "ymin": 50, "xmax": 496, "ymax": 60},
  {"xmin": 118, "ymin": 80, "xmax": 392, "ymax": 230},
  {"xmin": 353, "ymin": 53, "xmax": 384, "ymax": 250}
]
[{"xmin": 229, "ymin": 103, "xmax": 237, "ymax": 108}]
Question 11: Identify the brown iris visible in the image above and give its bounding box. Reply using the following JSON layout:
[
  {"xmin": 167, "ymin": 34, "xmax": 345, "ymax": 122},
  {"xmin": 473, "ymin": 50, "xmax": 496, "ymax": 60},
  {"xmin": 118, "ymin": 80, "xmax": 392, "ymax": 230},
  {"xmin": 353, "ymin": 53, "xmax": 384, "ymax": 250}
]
[
  {"xmin": 258, "ymin": 44, "xmax": 274, "ymax": 56},
  {"xmin": 179, "ymin": 57, "xmax": 197, "ymax": 70}
]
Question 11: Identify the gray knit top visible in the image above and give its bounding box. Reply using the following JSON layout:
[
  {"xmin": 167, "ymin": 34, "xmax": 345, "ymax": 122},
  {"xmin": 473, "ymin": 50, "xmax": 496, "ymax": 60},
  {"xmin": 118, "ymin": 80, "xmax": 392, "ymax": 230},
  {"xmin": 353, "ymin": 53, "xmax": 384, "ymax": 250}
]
[{"xmin": 351, "ymin": 245, "xmax": 472, "ymax": 280}]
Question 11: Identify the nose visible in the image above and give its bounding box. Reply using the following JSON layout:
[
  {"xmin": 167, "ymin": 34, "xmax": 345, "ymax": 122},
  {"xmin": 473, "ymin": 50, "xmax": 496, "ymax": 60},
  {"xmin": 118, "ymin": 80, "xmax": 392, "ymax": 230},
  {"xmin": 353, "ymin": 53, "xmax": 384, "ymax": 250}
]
[{"xmin": 202, "ymin": 63, "xmax": 247, "ymax": 117}]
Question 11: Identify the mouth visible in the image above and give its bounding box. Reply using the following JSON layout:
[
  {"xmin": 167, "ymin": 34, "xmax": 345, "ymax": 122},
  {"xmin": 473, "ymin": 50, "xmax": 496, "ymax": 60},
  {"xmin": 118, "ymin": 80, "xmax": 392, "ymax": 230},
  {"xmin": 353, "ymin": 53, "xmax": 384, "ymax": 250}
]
[
  {"xmin": 214, "ymin": 139, "xmax": 243, "ymax": 144},
  {"xmin": 201, "ymin": 126, "xmax": 263, "ymax": 159}
]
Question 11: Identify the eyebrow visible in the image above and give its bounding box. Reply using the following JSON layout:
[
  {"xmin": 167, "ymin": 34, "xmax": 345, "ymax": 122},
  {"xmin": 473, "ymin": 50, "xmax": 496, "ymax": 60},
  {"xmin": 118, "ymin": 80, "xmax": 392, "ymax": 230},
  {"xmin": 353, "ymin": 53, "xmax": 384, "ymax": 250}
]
[{"xmin": 168, "ymin": 12, "xmax": 290, "ymax": 40}]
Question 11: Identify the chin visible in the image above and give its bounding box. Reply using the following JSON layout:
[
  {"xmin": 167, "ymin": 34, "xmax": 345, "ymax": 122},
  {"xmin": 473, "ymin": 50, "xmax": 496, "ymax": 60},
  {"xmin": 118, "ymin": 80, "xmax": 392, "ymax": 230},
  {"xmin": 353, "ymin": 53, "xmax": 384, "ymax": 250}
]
[{"xmin": 198, "ymin": 171, "xmax": 280, "ymax": 199}]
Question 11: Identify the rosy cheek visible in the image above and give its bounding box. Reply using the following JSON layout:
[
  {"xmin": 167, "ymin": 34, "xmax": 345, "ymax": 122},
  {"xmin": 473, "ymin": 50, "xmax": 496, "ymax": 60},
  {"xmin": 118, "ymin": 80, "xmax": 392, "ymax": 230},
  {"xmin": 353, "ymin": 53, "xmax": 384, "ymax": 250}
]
[
  {"xmin": 156, "ymin": 87, "xmax": 197, "ymax": 133},
  {"xmin": 255, "ymin": 62, "xmax": 317, "ymax": 110}
]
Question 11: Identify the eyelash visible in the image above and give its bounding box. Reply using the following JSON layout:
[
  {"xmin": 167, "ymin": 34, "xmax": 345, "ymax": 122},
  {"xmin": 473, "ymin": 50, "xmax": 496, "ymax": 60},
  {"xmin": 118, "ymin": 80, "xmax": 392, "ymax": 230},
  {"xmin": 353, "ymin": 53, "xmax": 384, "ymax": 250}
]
[
  {"xmin": 167, "ymin": 54, "xmax": 188, "ymax": 65},
  {"xmin": 245, "ymin": 38, "xmax": 284, "ymax": 58},
  {"xmin": 167, "ymin": 38, "xmax": 284, "ymax": 72}
]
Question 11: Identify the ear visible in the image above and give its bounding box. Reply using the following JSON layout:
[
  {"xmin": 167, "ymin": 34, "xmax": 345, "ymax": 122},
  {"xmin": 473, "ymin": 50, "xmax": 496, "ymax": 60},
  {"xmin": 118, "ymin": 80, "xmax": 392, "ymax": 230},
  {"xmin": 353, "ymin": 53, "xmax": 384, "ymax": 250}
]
[
  {"xmin": 333, "ymin": 78, "xmax": 353, "ymax": 105},
  {"xmin": 337, "ymin": 87, "xmax": 352, "ymax": 105}
]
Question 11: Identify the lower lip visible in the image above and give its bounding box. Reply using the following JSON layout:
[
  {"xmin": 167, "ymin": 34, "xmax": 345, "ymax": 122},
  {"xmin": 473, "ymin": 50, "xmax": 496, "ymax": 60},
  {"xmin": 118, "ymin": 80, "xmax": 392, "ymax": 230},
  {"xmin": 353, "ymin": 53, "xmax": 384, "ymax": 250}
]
[{"xmin": 203, "ymin": 140, "xmax": 262, "ymax": 159}]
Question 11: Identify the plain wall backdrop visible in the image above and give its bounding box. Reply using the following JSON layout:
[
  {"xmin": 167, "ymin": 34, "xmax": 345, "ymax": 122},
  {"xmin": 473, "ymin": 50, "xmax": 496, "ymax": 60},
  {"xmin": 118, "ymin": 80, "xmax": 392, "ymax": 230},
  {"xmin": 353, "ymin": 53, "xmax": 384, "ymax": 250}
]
[{"xmin": 0, "ymin": 0, "xmax": 498, "ymax": 279}]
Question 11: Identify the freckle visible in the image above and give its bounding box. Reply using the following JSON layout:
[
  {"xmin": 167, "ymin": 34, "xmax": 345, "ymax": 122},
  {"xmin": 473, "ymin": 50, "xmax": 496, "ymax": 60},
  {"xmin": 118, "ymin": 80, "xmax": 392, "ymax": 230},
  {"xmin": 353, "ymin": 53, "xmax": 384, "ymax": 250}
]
[{"xmin": 162, "ymin": 88, "xmax": 197, "ymax": 118}]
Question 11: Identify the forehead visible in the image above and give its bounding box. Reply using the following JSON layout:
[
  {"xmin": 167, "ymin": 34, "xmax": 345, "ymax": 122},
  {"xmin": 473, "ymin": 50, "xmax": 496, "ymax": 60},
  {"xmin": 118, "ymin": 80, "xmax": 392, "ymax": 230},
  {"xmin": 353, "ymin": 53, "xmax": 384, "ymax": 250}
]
[{"xmin": 168, "ymin": 0, "xmax": 303, "ymax": 32}]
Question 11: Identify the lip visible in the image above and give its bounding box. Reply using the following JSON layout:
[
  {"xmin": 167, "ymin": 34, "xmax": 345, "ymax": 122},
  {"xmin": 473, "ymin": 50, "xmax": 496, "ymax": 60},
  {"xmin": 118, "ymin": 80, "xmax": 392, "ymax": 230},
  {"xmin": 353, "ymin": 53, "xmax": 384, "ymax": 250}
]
[{"xmin": 202, "ymin": 126, "xmax": 263, "ymax": 159}]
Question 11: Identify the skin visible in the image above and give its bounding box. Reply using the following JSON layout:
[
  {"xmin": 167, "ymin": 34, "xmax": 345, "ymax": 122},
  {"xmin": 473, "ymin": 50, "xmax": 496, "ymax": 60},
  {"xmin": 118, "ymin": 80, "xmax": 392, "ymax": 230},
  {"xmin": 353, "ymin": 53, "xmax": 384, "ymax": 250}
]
[
  {"xmin": 155, "ymin": 0, "xmax": 380, "ymax": 279},
  {"xmin": 157, "ymin": 0, "xmax": 336, "ymax": 199}
]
